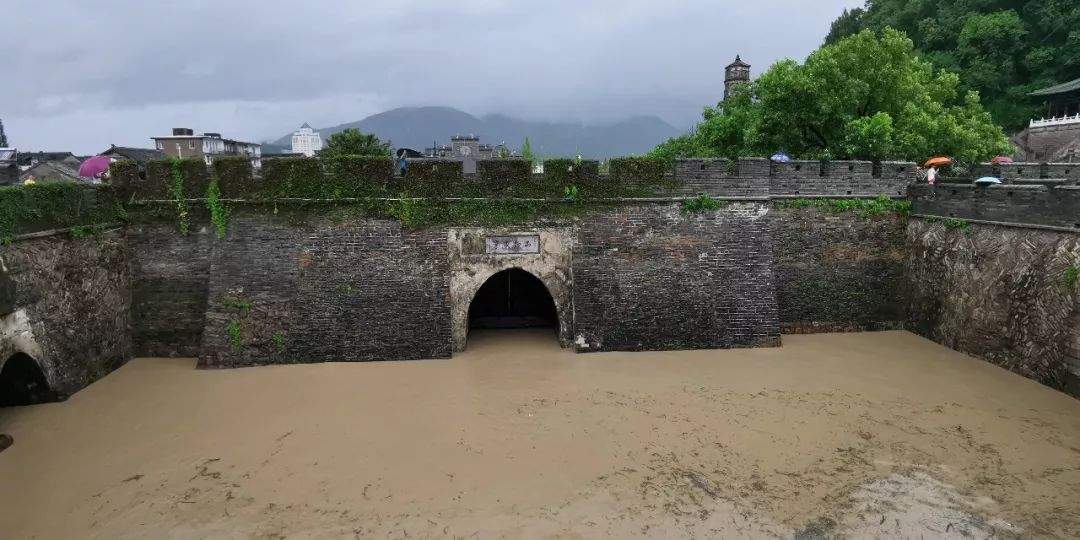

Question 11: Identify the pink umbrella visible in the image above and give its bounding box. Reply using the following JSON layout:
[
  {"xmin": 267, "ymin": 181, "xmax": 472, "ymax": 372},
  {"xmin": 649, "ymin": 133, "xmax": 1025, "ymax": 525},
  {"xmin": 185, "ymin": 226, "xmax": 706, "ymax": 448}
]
[
  {"xmin": 78, "ymin": 155, "xmax": 112, "ymax": 178},
  {"xmin": 991, "ymin": 156, "xmax": 1014, "ymax": 165}
]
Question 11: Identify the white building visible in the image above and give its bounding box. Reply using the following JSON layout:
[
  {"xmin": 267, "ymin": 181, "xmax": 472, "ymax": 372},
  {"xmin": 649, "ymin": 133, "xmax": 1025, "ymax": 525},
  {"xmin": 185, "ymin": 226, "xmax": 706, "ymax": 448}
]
[{"xmin": 291, "ymin": 123, "xmax": 323, "ymax": 157}]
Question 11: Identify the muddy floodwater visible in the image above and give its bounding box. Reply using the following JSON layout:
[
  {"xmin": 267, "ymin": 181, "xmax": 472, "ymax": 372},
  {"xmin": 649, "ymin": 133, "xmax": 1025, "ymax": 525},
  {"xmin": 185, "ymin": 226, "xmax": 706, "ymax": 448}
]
[{"xmin": 1, "ymin": 330, "xmax": 1079, "ymax": 538}]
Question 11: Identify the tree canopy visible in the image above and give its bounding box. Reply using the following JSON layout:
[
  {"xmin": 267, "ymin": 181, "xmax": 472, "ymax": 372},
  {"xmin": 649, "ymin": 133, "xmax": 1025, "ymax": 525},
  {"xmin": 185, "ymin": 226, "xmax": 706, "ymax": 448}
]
[
  {"xmin": 319, "ymin": 128, "xmax": 391, "ymax": 159},
  {"xmin": 651, "ymin": 29, "xmax": 1011, "ymax": 164},
  {"xmin": 825, "ymin": 0, "xmax": 1080, "ymax": 130}
]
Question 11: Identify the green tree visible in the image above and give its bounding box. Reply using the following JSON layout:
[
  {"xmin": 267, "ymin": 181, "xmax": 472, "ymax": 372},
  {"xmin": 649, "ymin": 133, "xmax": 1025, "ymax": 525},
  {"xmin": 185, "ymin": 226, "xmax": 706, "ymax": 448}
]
[
  {"xmin": 825, "ymin": 8, "xmax": 867, "ymax": 45},
  {"xmin": 651, "ymin": 29, "xmax": 1010, "ymax": 164},
  {"xmin": 824, "ymin": 0, "xmax": 1080, "ymax": 130},
  {"xmin": 842, "ymin": 112, "xmax": 895, "ymax": 160},
  {"xmin": 320, "ymin": 128, "xmax": 390, "ymax": 158},
  {"xmin": 521, "ymin": 137, "xmax": 537, "ymax": 165}
]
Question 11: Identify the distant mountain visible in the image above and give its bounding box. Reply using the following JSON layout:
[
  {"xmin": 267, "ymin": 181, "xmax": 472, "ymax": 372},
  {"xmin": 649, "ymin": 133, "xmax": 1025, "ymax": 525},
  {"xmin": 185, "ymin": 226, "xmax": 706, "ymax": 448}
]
[{"xmin": 272, "ymin": 106, "xmax": 682, "ymax": 158}]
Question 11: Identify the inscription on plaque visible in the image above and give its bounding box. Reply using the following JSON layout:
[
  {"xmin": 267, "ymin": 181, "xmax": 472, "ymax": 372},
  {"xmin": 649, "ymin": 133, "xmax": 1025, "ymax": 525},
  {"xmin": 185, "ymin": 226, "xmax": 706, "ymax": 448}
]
[{"xmin": 485, "ymin": 235, "xmax": 540, "ymax": 254}]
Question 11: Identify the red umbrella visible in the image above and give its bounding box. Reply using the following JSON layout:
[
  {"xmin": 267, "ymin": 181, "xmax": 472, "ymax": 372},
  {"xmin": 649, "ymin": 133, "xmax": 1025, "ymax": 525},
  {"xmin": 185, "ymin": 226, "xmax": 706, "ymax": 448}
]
[
  {"xmin": 78, "ymin": 155, "xmax": 111, "ymax": 178},
  {"xmin": 991, "ymin": 156, "xmax": 1014, "ymax": 164},
  {"xmin": 924, "ymin": 156, "xmax": 952, "ymax": 168}
]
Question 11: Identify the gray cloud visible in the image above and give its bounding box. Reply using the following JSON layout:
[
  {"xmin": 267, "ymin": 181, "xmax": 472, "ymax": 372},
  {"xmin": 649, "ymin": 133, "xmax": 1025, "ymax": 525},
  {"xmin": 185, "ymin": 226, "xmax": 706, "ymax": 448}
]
[{"xmin": 3, "ymin": 0, "xmax": 861, "ymax": 153}]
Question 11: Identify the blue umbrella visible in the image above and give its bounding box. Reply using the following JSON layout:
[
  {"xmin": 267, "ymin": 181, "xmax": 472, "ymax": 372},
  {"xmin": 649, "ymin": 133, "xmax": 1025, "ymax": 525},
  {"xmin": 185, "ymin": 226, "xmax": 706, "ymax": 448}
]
[
  {"xmin": 974, "ymin": 176, "xmax": 1002, "ymax": 185},
  {"xmin": 770, "ymin": 152, "xmax": 792, "ymax": 163}
]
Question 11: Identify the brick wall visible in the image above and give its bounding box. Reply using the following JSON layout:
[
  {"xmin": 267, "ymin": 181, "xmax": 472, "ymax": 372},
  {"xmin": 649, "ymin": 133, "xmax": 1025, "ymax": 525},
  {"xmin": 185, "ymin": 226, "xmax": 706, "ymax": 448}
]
[
  {"xmin": 906, "ymin": 220, "xmax": 1080, "ymax": 397},
  {"xmin": 190, "ymin": 204, "xmax": 787, "ymax": 363},
  {"xmin": 127, "ymin": 224, "xmax": 214, "ymax": 357},
  {"xmin": 669, "ymin": 158, "xmax": 909, "ymax": 199},
  {"xmin": 198, "ymin": 210, "xmax": 453, "ymax": 367},
  {"xmin": 118, "ymin": 156, "xmax": 917, "ymax": 363},
  {"xmin": 572, "ymin": 203, "xmax": 780, "ymax": 351},
  {"xmin": 9, "ymin": 155, "xmax": 1080, "ymax": 400},
  {"xmin": 770, "ymin": 208, "xmax": 906, "ymax": 333},
  {"xmin": 670, "ymin": 158, "xmax": 769, "ymax": 197},
  {"xmin": 911, "ymin": 183, "xmax": 1080, "ymax": 229},
  {"xmin": 1, "ymin": 231, "xmax": 132, "ymax": 397},
  {"xmin": 1026, "ymin": 124, "xmax": 1080, "ymax": 161},
  {"xmin": 770, "ymin": 160, "xmax": 911, "ymax": 198}
]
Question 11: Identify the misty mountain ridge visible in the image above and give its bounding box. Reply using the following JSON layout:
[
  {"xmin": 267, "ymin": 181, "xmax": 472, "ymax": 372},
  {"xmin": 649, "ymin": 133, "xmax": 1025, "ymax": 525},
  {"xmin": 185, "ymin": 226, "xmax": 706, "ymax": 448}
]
[{"xmin": 269, "ymin": 106, "xmax": 682, "ymax": 158}]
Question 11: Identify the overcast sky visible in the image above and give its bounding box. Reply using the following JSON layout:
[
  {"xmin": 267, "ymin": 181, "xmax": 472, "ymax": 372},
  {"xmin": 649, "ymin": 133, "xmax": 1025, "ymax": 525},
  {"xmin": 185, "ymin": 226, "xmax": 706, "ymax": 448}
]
[{"xmin": 4, "ymin": 0, "xmax": 861, "ymax": 154}]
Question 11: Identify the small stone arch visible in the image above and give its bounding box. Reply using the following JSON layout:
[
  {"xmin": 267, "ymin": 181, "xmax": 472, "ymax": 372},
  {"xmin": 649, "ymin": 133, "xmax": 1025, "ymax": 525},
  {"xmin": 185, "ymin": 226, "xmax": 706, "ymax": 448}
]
[
  {"xmin": 1, "ymin": 308, "xmax": 54, "ymax": 403},
  {"xmin": 0, "ymin": 352, "xmax": 55, "ymax": 406}
]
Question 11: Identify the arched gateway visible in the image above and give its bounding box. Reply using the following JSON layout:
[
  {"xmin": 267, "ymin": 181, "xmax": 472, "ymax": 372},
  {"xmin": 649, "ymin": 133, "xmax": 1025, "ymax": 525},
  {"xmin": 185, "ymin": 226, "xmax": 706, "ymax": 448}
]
[
  {"xmin": 468, "ymin": 267, "xmax": 559, "ymax": 332},
  {"xmin": 448, "ymin": 228, "xmax": 575, "ymax": 352}
]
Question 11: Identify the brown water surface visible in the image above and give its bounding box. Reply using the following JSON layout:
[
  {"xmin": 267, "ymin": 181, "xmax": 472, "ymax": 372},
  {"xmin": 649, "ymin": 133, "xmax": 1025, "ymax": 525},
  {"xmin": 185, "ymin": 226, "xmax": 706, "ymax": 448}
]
[{"xmin": 1, "ymin": 330, "xmax": 1078, "ymax": 538}]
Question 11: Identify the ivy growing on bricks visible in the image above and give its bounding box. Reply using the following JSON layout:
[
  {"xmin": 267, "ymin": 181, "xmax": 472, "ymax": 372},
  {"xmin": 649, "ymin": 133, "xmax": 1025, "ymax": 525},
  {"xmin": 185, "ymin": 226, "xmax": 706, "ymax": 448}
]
[
  {"xmin": 0, "ymin": 183, "xmax": 125, "ymax": 243},
  {"xmin": 7, "ymin": 154, "xmax": 930, "ymax": 240},
  {"xmin": 115, "ymin": 155, "xmax": 689, "ymax": 232},
  {"xmin": 169, "ymin": 158, "xmax": 191, "ymax": 235},
  {"xmin": 772, "ymin": 196, "xmax": 911, "ymax": 219}
]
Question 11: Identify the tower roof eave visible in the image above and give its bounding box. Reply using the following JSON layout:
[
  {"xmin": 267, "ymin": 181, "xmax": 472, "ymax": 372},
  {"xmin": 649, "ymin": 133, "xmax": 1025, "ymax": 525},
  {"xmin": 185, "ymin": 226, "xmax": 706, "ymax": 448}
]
[
  {"xmin": 1030, "ymin": 77, "xmax": 1080, "ymax": 97},
  {"xmin": 726, "ymin": 55, "xmax": 750, "ymax": 69}
]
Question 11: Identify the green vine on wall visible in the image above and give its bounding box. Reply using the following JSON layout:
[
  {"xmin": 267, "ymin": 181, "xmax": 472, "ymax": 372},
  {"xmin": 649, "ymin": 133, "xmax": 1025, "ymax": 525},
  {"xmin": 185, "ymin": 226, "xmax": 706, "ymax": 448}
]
[
  {"xmin": 69, "ymin": 223, "xmax": 109, "ymax": 247},
  {"xmin": 387, "ymin": 198, "xmax": 586, "ymax": 229},
  {"xmin": 221, "ymin": 292, "xmax": 252, "ymax": 353},
  {"xmin": 221, "ymin": 295, "xmax": 253, "ymax": 312},
  {"xmin": 773, "ymin": 196, "xmax": 910, "ymax": 219},
  {"xmin": 206, "ymin": 177, "xmax": 229, "ymax": 239},
  {"xmin": 681, "ymin": 195, "xmax": 726, "ymax": 214},
  {"xmin": 387, "ymin": 194, "xmax": 425, "ymax": 228},
  {"xmin": 563, "ymin": 185, "xmax": 581, "ymax": 203},
  {"xmin": 944, "ymin": 218, "xmax": 971, "ymax": 231},
  {"xmin": 226, "ymin": 319, "xmax": 243, "ymax": 351},
  {"xmin": 169, "ymin": 158, "xmax": 190, "ymax": 235},
  {"xmin": 271, "ymin": 331, "xmax": 286, "ymax": 353},
  {"xmin": 1065, "ymin": 266, "xmax": 1079, "ymax": 288},
  {"xmin": 0, "ymin": 183, "xmax": 123, "ymax": 243}
]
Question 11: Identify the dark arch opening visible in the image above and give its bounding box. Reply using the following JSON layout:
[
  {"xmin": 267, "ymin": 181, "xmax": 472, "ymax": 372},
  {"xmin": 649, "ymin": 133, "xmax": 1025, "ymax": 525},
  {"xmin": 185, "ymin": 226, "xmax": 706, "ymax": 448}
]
[
  {"xmin": 468, "ymin": 268, "xmax": 558, "ymax": 333},
  {"xmin": 0, "ymin": 353, "xmax": 55, "ymax": 407}
]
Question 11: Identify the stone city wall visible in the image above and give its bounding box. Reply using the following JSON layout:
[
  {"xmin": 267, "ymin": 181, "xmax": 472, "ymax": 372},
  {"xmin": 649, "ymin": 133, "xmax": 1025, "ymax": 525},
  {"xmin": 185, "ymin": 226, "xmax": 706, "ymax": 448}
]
[
  {"xmin": 907, "ymin": 172, "xmax": 1080, "ymax": 396},
  {"xmin": 11, "ymin": 156, "xmax": 1080, "ymax": 401},
  {"xmin": 573, "ymin": 202, "xmax": 781, "ymax": 351},
  {"xmin": 1022, "ymin": 124, "xmax": 1080, "ymax": 162},
  {"xmin": 127, "ymin": 224, "xmax": 214, "ymax": 357},
  {"xmin": 197, "ymin": 212, "xmax": 453, "ymax": 368},
  {"xmin": 905, "ymin": 220, "xmax": 1079, "ymax": 395},
  {"xmin": 134, "ymin": 157, "xmax": 910, "ymax": 364},
  {"xmin": 1, "ymin": 230, "xmax": 132, "ymax": 398},
  {"xmin": 0, "ymin": 184, "xmax": 131, "ymax": 399},
  {"xmin": 911, "ymin": 183, "xmax": 1079, "ymax": 230},
  {"xmin": 770, "ymin": 208, "xmax": 906, "ymax": 333},
  {"xmin": 3, "ymin": 156, "xmax": 920, "ymax": 396}
]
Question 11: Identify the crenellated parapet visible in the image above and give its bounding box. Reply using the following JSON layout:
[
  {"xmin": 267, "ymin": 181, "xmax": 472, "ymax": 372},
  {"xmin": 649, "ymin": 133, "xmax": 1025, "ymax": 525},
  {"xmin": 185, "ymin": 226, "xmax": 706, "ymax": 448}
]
[
  {"xmin": 970, "ymin": 162, "xmax": 1080, "ymax": 183},
  {"xmin": 910, "ymin": 181, "xmax": 1080, "ymax": 230},
  {"xmin": 769, "ymin": 160, "xmax": 911, "ymax": 198},
  {"xmin": 115, "ymin": 155, "xmax": 920, "ymax": 203},
  {"xmin": 671, "ymin": 158, "xmax": 914, "ymax": 198},
  {"xmin": 672, "ymin": 158, "xmax": 769, "ymax": 197}
]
